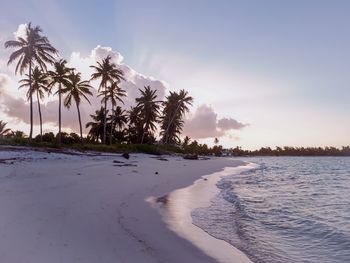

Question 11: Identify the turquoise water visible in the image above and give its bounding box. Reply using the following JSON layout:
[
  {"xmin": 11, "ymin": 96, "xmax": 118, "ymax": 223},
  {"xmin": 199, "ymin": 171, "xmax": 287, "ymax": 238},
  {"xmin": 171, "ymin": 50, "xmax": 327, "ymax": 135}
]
[{"xmin": 192, "ymin": 157, "xmax": 350, "ymax": 263}]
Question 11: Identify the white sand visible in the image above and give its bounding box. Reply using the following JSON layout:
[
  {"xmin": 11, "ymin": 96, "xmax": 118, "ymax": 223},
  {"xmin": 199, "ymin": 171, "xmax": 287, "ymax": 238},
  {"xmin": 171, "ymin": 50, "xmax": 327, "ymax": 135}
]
[{"xmin": 0, "ymin": 147, "xmax": 251, "ymax": 263}]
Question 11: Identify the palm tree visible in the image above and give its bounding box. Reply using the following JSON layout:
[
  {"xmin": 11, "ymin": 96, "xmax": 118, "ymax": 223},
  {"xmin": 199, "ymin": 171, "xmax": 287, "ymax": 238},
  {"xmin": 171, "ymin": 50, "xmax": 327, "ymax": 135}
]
[
  {"xmin": 108, "ymin": 106, "xmax": 128, "ymax": 143},
  {"xmin": 47, "ymin": 59, "xmax": 72, "ymax": 145},
  {"xmin": 4, "ymin": 22, "xmax": 57, "ymax": 140},
  {"xmin": 182, "ymin": 136, "xmax": 191, "ymax": 148},
  {"xmin": 0, "ymin": 121, "xmax": 11, "ymax": 137},
  {"xmin": 19, "ymin": 66, "xmax": 49, "ymax": 141},
  {"xmin": 90, "ymin": 55, "xmax": 124, "ymax": 144},
  {"xmin": 127, "ymin": 106, "xmax": 143, "ymax": 144},
  {"xmin": 100, "ymin": 81, "xmax": 126, "ymax": 144},
  {"xmin": 161, "ymin": 89, "xmax": 193, "ymax": 144},
  {"xmin": 62, "ymin": 71, "xmax": 93, "ymax": 143},
  {"xmin": 135, "ymin": 86, "xmax": 161, "ymax": 144},
  {"xmin": 86, "ymin": 107, "xmax": 106, "ymax": 143},
  {"xmin": 111, "ymin": 106, "xmax": 128, "ymax": 132}
]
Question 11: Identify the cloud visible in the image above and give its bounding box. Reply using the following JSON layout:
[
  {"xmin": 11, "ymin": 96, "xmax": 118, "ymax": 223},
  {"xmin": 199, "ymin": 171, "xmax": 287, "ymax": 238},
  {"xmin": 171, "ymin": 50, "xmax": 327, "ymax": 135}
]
[
  {"xmin": 91, "ymin": 46, "xmax": 124, "ymax": 64},
  {"xmin": 183, "ymin": 105, "xmax": 223, "ymax": 139},
  {"xmin": 217, "ymin": 117, "xmax": 247, "ymax": 130},
  {"xmin": 14, "ymin": 23, "xmax": 27, "ymax": 39},
  {"xmin": 183, "ymin": 104, "xmax": 247, "ymax": 139},
  {"xmin": 0, "ymin": 74, "xmax": 10, "ymax": 96}
]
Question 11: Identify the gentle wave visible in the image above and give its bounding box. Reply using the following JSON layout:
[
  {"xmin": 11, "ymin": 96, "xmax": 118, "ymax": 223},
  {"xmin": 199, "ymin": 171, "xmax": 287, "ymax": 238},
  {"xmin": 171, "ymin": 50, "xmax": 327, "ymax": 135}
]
[{"xmin": 192, "ymin": 157, "xmax": 350, "ymax": 263}]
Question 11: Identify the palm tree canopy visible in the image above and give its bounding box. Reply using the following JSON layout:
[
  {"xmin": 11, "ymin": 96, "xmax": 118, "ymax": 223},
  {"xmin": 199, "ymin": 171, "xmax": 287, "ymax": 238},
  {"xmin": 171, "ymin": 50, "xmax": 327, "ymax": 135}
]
[
  {"xmin": 47, "ymin": 59, "xmax": 72, "ymax": 92},
  {"xmin": 128, "ymin": 106, "xmax": 142, "ymax": 127},
  {"xmin": 177, "ymin": 89, "xmax": 193, "ymax": 114},
  {"xmin": 109, "ymin": 106, "xmax": 128, "ymax": 131},
  {"xmin": 86, "ymin": 107, "xmax": 107, "ymax": 142},
  {"xmin": 0, "ymin": 121, "xmax": 11, "ymax": 136},
  {"xmin": 135, "ymin": 85, "xmax": 161, "ymax": 132},
  {"xmin": 99, "ymin": 81, "xmax": 126, "ymax": 106},
  {"xmin": 4, "ymin": 22, "xmax": 58, "ymax": 74},
  {"xmin": 90, "ymin": 55, "xmax": 125, "ymax": 91},
  {"xmin": 19, "ymin": 66, "xmax": 49, "ymax": 99},
  {"xmin": 161, "ymin": 89, "xmax": 193, "ymax": 144},
  {"xmin": 62, "ymin": 71, "xmax": 93, "ymax": 109}
]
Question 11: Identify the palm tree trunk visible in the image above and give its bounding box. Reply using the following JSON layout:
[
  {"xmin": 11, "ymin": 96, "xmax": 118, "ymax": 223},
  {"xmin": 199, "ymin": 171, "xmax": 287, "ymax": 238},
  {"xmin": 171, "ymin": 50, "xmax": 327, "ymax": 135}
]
[
  {"xmin": 110, "ymin": 104, "xmax": 114, "ymax": 145},
  {"xmin": 76, "ymin": 102, "xmax": 83, "ymax": 145},
  {"xmin": 58, "ymin": 83, "xmax": 62, "ymax": 145},
  {"xmin": 141, "ymin": 130, "xmax": 145, "ymax": 144},
  {"xmin": 29, "ymin": 62, "xmax": 33, "ymax": 142},
  {"xmin": 103, "ymin": 87, "xmax": 107, "ymax": 144},
  {"xmin": 36, "ymin": 91, "xmax": 43, "ymax": 142},
  {"xmin": 164, "ymin": 103, "xmax": 181, "ymax": 144},
  {"xmin": 141, "ymin": 123, "xmax": 147, "ymax": 144}
]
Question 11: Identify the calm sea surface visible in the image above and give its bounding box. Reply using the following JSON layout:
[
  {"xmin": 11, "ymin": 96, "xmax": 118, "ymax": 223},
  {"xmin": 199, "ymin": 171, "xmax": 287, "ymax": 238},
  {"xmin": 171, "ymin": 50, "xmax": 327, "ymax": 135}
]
[{"xmin": 192, "ymin": 157, "xmax": 350, "ymax": 263}]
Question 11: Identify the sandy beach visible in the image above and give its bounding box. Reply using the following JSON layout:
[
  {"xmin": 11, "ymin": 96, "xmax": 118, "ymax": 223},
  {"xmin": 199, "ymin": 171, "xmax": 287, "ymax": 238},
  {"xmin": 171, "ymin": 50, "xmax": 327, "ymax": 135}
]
[{"xmin": 0, "ymin": 146, "xmax": 251, "ymax": 263}]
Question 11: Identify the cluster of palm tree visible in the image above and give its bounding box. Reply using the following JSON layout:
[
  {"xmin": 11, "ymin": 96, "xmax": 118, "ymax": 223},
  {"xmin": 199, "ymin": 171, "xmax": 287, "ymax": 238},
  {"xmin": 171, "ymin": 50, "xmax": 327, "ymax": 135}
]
[
  {"xmin": 5, "ymin": 22, "xmax": 193, "ymax": 146},
  {"xmin": 90, "ymin": 56, "xmax": 125, "ymax": 144},
  {"xmin": 160, "ymin": 90, "xmax": 193, "ymax": 144},
  {"xmin": 5, "ymin": 23, "xmax": 58, "ymax": 140},
  {"xmin": 85, "ymin": 86, "xmax": 193, "ymax": 145},
  {"xmin": 5, "ymin": 23, "xmax": 94, "ymax": 145},
  {"xmin": 17, "ymin": 59, "xmax": 92, "ymax": 144}
]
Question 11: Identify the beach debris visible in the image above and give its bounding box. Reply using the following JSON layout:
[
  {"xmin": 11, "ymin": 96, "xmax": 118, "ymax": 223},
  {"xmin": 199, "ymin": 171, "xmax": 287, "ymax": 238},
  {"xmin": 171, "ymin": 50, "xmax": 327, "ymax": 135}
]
[
  {"xmin": 0, "ymin": 157, "xmax": 26, "ymax": 164},
  {"xmin": 183, "ymin": 154, "xmax": 198, "ymax": 160},
  {"xmin": 156, "ymin": 195, "xmax": 168, "ymax": 204},
  {"xmin": 113, "ymin": 160, "xmax": 124, "ymax": 164},
  {"xmin": 113, "ymin": 163, "xmax": 137, "ymax": 167},
  {"xmin": 122, "ymin": 153, "xmax": 130, "ymax": 159},
  {"xmin": 151, "ymin": 156, "xmax": 169, "ymax": 161},
  {"xmin": 155, "ymin": 171, "xmax": 159, "ymax": 175}
]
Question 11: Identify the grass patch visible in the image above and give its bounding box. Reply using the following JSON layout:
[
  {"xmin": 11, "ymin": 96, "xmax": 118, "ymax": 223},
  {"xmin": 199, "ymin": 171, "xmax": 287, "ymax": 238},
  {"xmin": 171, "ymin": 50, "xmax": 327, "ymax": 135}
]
[{"xmin": 0, "ymin": 138, "xmax": 184, "ymax": 155}]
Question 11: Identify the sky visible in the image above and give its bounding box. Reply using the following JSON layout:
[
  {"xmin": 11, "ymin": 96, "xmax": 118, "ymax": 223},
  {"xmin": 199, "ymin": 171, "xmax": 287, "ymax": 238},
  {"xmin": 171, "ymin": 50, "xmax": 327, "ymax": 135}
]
[{"xmin": 0, "ymin": 0, "xmax": 350, "ymax": 149}]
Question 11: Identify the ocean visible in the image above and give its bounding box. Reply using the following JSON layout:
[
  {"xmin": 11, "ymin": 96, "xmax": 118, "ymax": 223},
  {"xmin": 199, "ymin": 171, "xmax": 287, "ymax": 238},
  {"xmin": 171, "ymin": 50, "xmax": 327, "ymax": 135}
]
[{"xmin": 192, "ymin": 157, "xmax": 350, "ymax": 263}]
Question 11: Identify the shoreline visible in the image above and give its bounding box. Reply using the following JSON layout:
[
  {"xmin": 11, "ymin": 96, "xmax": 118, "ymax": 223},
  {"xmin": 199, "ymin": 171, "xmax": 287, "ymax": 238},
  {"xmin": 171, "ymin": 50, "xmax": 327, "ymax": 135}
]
[
  {"xmin": 0, "ymin": 147, "xmax": 250, "ymax": 263},
  {"xmin": 149, "ymin": 164, "xmax": 256, "ymax": 263}
]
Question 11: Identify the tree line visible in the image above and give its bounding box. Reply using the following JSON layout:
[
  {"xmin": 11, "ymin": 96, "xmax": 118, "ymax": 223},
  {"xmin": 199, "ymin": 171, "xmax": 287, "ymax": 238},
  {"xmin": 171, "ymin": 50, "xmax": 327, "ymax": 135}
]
[
  {"xmin": 230, "ymin": 146, "xmax": 350, "ymax": 156},
  {"xmin": 2, "ymin": 23, "xmax": 193, "ymax": 146}
]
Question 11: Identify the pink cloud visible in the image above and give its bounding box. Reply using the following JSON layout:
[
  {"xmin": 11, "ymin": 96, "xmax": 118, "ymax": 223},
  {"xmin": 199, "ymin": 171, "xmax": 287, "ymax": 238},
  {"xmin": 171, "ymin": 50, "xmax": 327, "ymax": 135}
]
[
  {"xmin": 183, "ymin": 104, "xmax": 247, "ymax": 139},
  {"xmin": 217, "ymin": 117, "xmax": 248, "ymax": 130}
]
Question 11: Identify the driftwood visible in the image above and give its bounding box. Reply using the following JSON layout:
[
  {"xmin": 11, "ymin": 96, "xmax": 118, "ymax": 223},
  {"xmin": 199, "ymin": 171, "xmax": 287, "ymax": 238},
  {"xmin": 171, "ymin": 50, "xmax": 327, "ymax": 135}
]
[{"xmin": 183, "ymin": 154, "xmax": 198, "ymax": 160}]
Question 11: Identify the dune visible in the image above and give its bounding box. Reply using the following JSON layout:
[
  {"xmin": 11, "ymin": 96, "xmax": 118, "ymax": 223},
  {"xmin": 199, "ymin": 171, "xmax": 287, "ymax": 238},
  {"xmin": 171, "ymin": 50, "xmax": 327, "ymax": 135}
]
[{"xmin": 0, "ymin": 146, "xmax": 251, "ymax": 263}]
